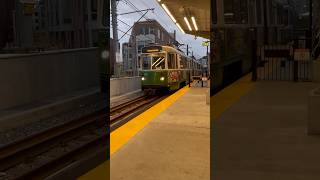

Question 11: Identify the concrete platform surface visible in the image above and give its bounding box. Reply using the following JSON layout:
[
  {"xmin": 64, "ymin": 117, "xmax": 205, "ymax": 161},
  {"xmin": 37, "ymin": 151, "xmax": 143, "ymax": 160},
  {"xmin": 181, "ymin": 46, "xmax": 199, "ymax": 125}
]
[
  {"xmin": 111, "ymin": 87, "xmax": 210, "ymax": 180},
  {"xmin": 213, "ymin": 80, "xmax": 320, "ymax": 180}
]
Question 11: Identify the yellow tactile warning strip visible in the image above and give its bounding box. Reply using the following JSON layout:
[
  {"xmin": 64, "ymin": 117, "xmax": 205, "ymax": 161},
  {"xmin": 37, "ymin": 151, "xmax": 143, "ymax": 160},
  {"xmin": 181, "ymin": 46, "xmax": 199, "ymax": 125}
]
[
  {"xmin": 110, "ymin": 86, "xmax": 189, "ymax": 155},
  {"xmin": 78, "ymin": 86, "xmax": 190, "ymax": 180},
  {"xmin": 211, "ymin": 73, "xmax": 255, "ymax": 119}
]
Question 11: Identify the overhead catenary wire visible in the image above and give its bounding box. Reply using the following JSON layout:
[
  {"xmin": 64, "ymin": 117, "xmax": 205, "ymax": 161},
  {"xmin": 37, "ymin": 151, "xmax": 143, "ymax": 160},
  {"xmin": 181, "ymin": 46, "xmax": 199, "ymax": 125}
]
[
  {"xmin": 137, "ymin": 0, "xmax": 194, "ymax": 55},
  {"xmin": 116, "ymin": 0, "xmax": 157, "ymax": 43},
  {"xmin": 116, "ymin": 0, "xmax": 203, "ymax": 58}
]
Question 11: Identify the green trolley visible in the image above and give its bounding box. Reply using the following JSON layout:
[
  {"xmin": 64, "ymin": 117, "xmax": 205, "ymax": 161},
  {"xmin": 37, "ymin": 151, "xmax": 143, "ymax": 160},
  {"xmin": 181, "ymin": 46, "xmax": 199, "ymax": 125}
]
[{"xmin": 139, "ymin": 45, "xmax": 202, "ymax": 92}]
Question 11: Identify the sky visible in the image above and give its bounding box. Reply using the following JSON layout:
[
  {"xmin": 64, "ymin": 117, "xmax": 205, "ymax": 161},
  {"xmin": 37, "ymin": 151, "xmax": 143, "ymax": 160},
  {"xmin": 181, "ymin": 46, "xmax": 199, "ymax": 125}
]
[{"xmin": 111, "ymin": 0, "xmax": 209, "ymax": 59}]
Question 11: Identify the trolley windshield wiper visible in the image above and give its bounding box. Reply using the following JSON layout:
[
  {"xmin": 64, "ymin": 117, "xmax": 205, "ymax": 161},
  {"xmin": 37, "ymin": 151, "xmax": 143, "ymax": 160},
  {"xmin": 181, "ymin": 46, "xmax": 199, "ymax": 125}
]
[
  {"xmin": 153, "ymin": 57, "xmax": 164, "ymax": 69},
  {"xmin": 151, "ymin": 57, "xmax": 162, "ymax": 67}
]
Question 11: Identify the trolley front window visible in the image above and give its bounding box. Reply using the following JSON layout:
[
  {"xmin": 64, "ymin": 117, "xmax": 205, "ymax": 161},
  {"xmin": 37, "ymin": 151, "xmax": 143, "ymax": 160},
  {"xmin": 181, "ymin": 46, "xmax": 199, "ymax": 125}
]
[{"xmin": 141, "ymin": 53, "xmax": 166, "ymax": 70}]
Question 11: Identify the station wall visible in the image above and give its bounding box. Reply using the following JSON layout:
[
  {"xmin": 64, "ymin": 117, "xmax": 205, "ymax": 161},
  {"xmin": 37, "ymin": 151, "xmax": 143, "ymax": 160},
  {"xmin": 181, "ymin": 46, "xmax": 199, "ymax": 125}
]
[
  {"xmin": 0, "ymin": 48, "xmax": 100, "ymax": 110},
  {"xmin": 110, "ymin": 77, "xmax": 141, "ymax": 97}
]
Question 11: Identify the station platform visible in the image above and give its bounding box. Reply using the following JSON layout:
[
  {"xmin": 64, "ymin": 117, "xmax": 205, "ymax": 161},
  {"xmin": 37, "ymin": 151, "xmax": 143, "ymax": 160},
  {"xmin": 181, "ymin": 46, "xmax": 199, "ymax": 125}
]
[
  {"xmin": 79, "ymin": 85, "xmax": 210, "ymax": 180},
  {"xmin": 212, "ymin": 74, "xmax": 320, "ymax": 179}
]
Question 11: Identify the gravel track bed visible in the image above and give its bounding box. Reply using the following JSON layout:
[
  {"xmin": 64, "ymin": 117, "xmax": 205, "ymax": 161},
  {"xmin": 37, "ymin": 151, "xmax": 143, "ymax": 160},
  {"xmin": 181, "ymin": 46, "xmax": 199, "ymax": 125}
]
[
  {"xmin": 0, "ymin": 95, "xmax": 107, "ymax": 147},
  {"xmin": 0, "ymin": 124, "xmax": 106, "ymax": 180}
]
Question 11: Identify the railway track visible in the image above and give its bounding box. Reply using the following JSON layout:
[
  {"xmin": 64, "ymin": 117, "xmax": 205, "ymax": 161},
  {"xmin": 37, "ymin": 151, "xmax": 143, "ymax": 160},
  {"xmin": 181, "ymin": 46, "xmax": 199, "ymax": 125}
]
[
  {"xmin": 111, "ymin": 95, "xmax": 161, "ymax": 124},
  {"xmin": 0, "ymin": 94, "xmax": 165, "ymax": 179},
  {"xmin": 0, "ymin": 108, "xmax": 107, "ymax": 180}
]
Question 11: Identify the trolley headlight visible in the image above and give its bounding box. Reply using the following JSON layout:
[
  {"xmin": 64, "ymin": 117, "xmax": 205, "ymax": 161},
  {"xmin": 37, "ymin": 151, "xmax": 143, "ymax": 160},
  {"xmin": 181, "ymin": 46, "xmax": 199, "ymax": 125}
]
[
  {"xmin": 142, "ymin": 77, "xmax": 145, "ymax": 81},
  {"xmin": 160, "ymin": 77, "xmax": 165, "ymax": 81}
]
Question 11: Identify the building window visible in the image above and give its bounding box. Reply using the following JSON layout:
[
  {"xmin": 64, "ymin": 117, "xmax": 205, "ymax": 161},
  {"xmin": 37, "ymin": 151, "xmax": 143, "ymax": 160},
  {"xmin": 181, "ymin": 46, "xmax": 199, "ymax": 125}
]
[
  {"xmin": 158, "ymin": 29, "xmax": 161, "ymax": 39},
  {"xmin": 138, "ymin": 45, "xmax": 144, "ymax": 52},
  {"xmin": 150, "ymin": 27, "xmax": 155, "ymax": 34},
  {"xmin": 146, "ymin": 40, "xmax": 153, "ymax": 45},
  {"xmin": 140, "ymin": 27, "xmax": 145, "ymax": 35}
]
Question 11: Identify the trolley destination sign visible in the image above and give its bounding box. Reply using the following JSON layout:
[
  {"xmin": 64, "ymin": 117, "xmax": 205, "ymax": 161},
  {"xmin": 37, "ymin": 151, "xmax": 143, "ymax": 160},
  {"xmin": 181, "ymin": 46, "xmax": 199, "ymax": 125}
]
[{"xmin": 142, "ymin": 46, "xmax": 163, "ymax": 53}]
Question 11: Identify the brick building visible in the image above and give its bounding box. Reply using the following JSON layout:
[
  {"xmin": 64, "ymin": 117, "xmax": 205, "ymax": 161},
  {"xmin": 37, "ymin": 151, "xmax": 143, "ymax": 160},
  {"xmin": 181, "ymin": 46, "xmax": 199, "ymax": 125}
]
[{"xmin": 122, "ymin": 19, "xmax": 178, "ymax": 76}]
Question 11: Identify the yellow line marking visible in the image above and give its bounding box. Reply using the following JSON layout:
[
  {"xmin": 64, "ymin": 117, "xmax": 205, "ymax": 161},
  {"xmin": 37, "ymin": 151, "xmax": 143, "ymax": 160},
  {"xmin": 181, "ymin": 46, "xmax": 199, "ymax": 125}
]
[
  {"xmin": 110, "ymin": 86, "xmax": 189, "ymax": 155},
  {"xmin": 78, "ymin": 86, "xmax": 190, "ymax": 179},
  {"xmin": 211, "ymin": 73, "xmax": 255, "ymax": 119}
]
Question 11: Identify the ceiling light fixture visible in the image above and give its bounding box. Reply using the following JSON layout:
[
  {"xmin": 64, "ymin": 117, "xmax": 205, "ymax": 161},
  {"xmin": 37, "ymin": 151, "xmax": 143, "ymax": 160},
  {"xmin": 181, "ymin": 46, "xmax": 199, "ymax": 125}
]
[
  {"xmin": 184, "ymin": 17, "xmax": 192, "ymax": 31},
  {"xmin": 176, "ymin": 23, "xmax": 185, "ymax": 34},
  {"xmin": 161, "ymin": 4, "xmax": 176, "ymax": 23},
  {"xmin": 191, "ymin": 16, "xmax": 198, "ymax": 31}
]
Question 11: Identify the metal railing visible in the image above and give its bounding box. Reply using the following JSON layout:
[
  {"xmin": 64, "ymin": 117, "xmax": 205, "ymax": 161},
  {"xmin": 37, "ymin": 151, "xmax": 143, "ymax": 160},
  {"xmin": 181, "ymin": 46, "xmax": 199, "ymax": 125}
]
[{"xmin": 253, "ymin": 41, "xmax": 312, "ymax": 81}]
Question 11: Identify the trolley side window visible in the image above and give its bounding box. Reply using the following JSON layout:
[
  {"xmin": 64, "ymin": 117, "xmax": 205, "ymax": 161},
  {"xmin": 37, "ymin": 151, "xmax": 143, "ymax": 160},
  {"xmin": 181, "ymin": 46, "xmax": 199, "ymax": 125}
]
[
  {"xmin": 180, "ymin": 56, "xmax": 187, "ymax": 69},
  {"xmin": 187, "ymin": 59, "xmax": 190, "ymax": 69},
  {"xmin": 168, "ymin": 53, "xmax": 177, "ymax": 69}
]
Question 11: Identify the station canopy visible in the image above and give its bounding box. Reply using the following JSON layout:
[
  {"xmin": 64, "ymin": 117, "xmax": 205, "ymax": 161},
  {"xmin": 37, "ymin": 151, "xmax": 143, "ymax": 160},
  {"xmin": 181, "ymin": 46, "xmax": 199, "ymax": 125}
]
[{"xmin": 158, "ymin": 0, "xmax": 210, "ymax": 39}]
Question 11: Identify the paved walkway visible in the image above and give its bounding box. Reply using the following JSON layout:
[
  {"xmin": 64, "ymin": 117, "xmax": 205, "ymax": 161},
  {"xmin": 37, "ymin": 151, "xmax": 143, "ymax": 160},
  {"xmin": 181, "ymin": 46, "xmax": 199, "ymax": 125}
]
[
  {"xmin": 110, "ymin": 87, "xmax": 210, "ymax": 180},
  {"xmin": 213, "ymin": 77, "xmax": 320, "ymax": 179}
]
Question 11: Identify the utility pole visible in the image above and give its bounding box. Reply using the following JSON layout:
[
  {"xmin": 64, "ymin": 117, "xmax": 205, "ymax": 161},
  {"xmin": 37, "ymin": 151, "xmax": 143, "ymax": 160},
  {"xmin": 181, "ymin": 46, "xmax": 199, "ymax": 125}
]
[
  {"xmin": 187, "ymin": 44, "xmax": 189, "ymax": 56},
  {"xmin": 206, "ymin": 45, "xmax": 209, "ymax": 77},
  {"xmin": 111, "ymin": 0, "xmax": 118, "ymax": 76},
  {"xmin": 173, "ymin": 30, "xmax": 176, "ymax": 46}
]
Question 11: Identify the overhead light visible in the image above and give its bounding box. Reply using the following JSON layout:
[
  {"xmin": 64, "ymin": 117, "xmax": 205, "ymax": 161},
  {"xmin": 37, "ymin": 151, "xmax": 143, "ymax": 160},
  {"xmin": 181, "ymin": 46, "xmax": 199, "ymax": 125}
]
[
  {"xmin": 157, "ymin": 0, "xmax": 161, "ymax": 2},
  {"xmin": 176, "ymin": 23, "xmax": 185, "ymax": 34},
  {"xmin": 184, "ymin": 17, "xmax": 192, "ymax": 31},
  {"xmin": 191, "ymin": 16, "xmax": 198, "ymax": 31},
  {"xmin": 161, "ymin": 4, "xmax": 176, "ymax": 23}
]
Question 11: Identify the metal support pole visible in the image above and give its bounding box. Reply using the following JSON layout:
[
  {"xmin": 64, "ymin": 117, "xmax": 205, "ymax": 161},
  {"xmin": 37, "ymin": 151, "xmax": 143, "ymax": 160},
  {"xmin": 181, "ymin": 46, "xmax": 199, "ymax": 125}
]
[
  {"xmin": 206, "ymin": 44, "xmax": 209, "ymax": 77},
  {"xmin": 294, "ymin": 60, "xmax": 298, "ymax": 82},
  {"xmin": 201, "ymin": 77, "xmax": 203, "ymax": 87},
  {"xmin": 251, "ymin": 28, "xmax": 257, "ymax": 81},
  {"xmin": 293, "ymin": 40, "xmax": 298, "ymax": 82},
  {"xmin": 189, "ymin": 71, "xmax": 191, "ymax": 87}
]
